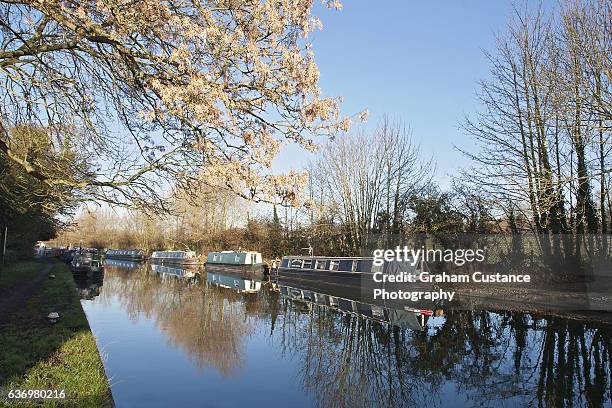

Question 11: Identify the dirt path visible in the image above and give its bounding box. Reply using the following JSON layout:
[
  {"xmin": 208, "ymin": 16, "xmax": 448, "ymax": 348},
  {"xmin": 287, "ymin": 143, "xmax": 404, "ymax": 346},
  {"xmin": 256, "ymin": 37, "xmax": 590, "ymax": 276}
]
[{"xmin": 0, "ymin": 261, "xmax": 53, "ymax": 323}]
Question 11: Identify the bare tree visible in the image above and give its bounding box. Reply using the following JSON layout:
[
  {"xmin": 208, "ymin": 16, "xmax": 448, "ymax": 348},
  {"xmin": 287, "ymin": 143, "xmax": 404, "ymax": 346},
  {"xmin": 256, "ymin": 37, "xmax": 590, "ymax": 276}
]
[
  {"xmin": 461, "ymin": 1, "xmax": 611, "ymax": 269},
  {"xmin": 308, "ymin": 118, "xmax": 431, "ymax": 253}
]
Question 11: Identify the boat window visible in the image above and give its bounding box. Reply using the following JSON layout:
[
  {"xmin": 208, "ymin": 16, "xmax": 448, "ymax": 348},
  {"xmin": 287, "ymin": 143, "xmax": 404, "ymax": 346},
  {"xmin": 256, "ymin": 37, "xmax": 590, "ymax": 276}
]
[
  {"xmin": 338, "ymin": 260, "xmax": 353, "ymax": 272},
  {"xmin": 280, "ymin": 258, "xmax": 289, "ymax": 268},
  {"xmin": 235, "ymin": 254, "xmax": 240, "ymax": 263},
  {"xmin": 356, "ymin": 259, "xmax": 375, "ymax": 273},
  {"xmin": 372, "ymin": 306, "xmax": 384, "ymax": 318},
  {"xmin": 370, "ymin": 261, "xmax": 383, "ymax": 273},
  {"xmin": 213, "ymin": 254, "xmax": 217, "ymax": 261},
  {"xmin": 329, "ymin": 260, "xmax": 339, "ymax": 271},
  {"xmin": 315, "ymin": 260, "xmax": 326, "ymax": 270},
  {"xmin": 290, "ymin": 259, "xmax": 302, "ymax": 268},
  {"xmin": 302, "ymin": 259, "xmax": 312, "ymax": 269}
]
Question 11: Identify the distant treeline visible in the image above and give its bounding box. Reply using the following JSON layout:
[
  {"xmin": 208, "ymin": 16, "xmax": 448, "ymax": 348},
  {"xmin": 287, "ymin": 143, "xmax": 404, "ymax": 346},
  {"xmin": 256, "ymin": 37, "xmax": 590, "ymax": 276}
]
[{"xmin": 0, "ymin": 126, "xmax": 80, "ymax": 261}]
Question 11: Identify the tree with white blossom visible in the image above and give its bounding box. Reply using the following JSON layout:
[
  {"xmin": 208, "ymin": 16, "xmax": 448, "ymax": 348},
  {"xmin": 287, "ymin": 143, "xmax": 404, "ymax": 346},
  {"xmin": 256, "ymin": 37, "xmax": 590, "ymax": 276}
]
[{"xmin": 0, "ymin": 0, "xmax": 353, "ymax": 212}]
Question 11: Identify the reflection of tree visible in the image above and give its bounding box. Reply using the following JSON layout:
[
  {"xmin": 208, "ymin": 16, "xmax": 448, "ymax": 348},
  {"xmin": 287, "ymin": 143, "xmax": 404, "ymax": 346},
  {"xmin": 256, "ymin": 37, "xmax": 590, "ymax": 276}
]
[
  {"xmin": 98, "ymin": 265, "xmax": 254, "ymax": 376},
  {"xmin": 275, "ymin": 300, "xmax": 438, "ymax": 408},
  {"xmin": 419, "ymin": 310, "xmax": 612, "ymax": 408},
  {"xmin": 96, "ymin": 266, "xmax": 611, "ymax": 407},
  {"xmin": 275, "ymin": 301, "xmax": 611, "ymax": 408}
]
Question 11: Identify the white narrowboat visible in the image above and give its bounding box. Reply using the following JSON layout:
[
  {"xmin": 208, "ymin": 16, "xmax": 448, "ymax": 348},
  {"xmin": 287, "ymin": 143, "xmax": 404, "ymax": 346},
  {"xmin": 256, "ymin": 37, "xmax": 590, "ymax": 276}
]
[
  {"xmin": 207, "ymin": 250, "xmax": 263, "ymax": 266},
  {"xmin": 150, "ymin": 250, "xmax": 200, "ymax": 265},
  {"xmin": 205, "ymin": 250, "xmax": 265, "ymax": 276}
]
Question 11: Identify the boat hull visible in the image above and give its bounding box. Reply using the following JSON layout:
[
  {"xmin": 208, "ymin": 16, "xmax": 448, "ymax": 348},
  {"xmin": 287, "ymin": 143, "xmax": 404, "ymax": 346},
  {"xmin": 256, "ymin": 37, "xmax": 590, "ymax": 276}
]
[
  {"xmin": 205, "ymin": 263, "xmax": 265, "ymax": 277},
  {"xmin": 150, "ymin": 258, "xmax": 200, "ymax": 265},
  {"xmin": 105, "ymin": 255, "xmax": 145, "ymax": 261},
  {"xmin": 277, "ymin": 266, "xmax": 437, "ymax": 309},
  {"xmin": 277, "ymin": 269, "xmax": 363, "ymax": 300}
]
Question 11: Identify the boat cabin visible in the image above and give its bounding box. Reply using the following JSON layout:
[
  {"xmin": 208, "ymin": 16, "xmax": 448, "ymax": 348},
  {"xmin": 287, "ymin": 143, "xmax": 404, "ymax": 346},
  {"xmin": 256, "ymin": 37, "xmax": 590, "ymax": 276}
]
[
  {"xmin": 279, "ymin": 256, "xmax": 384, "ymax": 273},
  {"xmin": 207, "ymin": 251, "xmax": 263, "ymax": 266},
  {"xmin": 278, "ymin": 256, "xmax": 420, "ymax": 274},
  {"xmin": 151, "ymin": 250, "xmax": 197, "ymax": 260},
  {"xmin": 105, "ymin": 249, "xmax": 145, "ymax": 259}
]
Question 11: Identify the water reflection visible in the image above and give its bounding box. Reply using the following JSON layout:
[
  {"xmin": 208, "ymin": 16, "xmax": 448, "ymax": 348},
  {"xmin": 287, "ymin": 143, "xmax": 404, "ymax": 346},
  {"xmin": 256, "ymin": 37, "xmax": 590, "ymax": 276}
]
[
  {"xmin": 207, "ymin": 271, "xmax": 264, "ymax": 293},
  {"xmin": 150, "ymin": 263, "xmax": 199, "ymax": 280},
  {"xmin": 279, "ymin": 284, "xmax": 426, "ymax": 331},
  {"xmin": 74, "ymin": 271, "xmax": 104, "ymax": 300},
  {"xmin": 103, "ymin": 258, "xmax": 143, "ymax": 270},
  {"xmin": 81, "ymin": 262, "xmax": 612, "ymax": 408}
]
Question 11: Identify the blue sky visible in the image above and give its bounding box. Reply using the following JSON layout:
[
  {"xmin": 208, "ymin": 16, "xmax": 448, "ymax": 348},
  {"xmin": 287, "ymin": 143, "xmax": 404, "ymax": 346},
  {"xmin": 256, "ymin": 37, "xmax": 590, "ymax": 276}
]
[{"xmin": 272, "ymin": 1, "xmax": 552, "ymax": 187}]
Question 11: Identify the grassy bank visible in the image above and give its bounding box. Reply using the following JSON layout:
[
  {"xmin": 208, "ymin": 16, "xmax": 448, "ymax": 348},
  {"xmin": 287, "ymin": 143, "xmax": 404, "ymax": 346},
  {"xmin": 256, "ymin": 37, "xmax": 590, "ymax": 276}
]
[{"xmin": 0, "ymin": 260, "xmax": 113, "ymax": 407}]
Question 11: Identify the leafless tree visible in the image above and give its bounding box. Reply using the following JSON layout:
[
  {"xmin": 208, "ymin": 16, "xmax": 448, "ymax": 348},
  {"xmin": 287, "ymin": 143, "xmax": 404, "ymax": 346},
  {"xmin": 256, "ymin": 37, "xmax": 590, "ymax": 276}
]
[{"xmin": 308, "ymin": 117, "xmax": 431, "ymax": 253}]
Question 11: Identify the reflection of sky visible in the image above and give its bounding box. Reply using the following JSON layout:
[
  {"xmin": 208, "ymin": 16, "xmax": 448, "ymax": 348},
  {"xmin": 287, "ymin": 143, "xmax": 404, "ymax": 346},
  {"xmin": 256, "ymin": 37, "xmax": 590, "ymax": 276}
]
[
  {"xmin": 82, "ymin": 266, "xmax": 610, "ymax": 408},
  {"xmin": 82, "ymin": 295, "xmax": 314, "ymax": 408}
]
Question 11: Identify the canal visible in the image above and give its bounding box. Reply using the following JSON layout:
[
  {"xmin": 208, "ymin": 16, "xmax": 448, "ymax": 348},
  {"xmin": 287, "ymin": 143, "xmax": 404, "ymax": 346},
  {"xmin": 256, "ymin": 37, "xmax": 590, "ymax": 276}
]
[{"xmin": 78, "ymin": 262, "xmax": 612, "ymax": 408}]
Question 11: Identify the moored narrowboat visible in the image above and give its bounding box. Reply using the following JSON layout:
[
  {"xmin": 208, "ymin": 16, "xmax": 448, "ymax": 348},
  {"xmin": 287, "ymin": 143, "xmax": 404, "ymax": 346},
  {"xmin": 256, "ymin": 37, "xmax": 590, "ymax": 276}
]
[
  {"xmin": 276, "ymin": 256, "xmax": 387, "ymax": 287},
  {"xmin": 71, "ymin": 250, "xmax": 104, "ymax": 275},
  {"xmin": 150, "ymin": 250, "xmax": 200, "ymax": 265},
  {"xmin": 277, "ymin": 255, "xmax": 424, "ymax": 277},
  {"xmin": 205, "ymin": 250, "xmax": 265, "ymax": 275},
  {"xmin": 276, "ymin": 255, "xmax": 433, "ymax": 303},
  {"xmin": 105, "ymin": 249, "xmax": 145, "ymax": 261}
]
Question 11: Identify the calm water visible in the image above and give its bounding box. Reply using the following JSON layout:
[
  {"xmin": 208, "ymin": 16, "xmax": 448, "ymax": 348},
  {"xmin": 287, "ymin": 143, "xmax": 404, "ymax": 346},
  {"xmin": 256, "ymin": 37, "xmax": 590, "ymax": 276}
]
[{"xmin": 79, "ymin": 262, "xmax": 612, "ymax": 408}]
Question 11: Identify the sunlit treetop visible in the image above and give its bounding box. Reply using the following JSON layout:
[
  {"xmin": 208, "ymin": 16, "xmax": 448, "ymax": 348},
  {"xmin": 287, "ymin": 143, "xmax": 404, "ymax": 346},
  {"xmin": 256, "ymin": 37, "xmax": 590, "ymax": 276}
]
[{"xmin": 0, "ymin": 0, "xmax": 355, "ymax": 212}]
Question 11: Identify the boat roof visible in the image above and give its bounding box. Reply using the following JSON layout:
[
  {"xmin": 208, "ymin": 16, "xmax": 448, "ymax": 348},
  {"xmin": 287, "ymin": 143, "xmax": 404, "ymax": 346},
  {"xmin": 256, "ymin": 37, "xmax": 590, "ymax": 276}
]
[
  {"xmin": 210, "ymin": 250, "xmax": 261, "ymax": 254},
  {"xmin": 281, "ymin": 255, "xmax": 375, "ymax": 260}
]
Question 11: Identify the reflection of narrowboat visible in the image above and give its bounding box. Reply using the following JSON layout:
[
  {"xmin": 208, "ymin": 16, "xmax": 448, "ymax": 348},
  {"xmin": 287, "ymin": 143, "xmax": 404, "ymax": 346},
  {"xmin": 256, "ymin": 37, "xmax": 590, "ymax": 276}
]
[
  {"xmin": 150, "ymin": 263, "xmax": 198, "ymax": 278},
  {"xmin": 205, "ymin": 251, "xmax": 265, "ymax": 275},
  {"xmin": 105, "ymin": 249, "xmax": 145, "ymax": 261},
  {"xmin": 103, "ymin": 258, "xmax": 142, "ymax": 269},
  {"xmin": 206, "ymin": 271, "xmax": 263, "ymax": 293},
  {"xmin": 279, "ymin": 284, "xmax": 431, "ymax": 331},
  {"xmin": 74, "ymin": 271, "xmax": 104, "ymax": 300},
  {"xmin": 150, "ymin": 250, "xmax": 200, "ymax": 265}
]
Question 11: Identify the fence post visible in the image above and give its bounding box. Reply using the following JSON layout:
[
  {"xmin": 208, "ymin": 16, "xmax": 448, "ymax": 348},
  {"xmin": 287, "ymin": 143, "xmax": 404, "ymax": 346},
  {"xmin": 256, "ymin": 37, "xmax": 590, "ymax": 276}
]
[{"xmin": 1, "ymin": 226, "xmax": 7, "ymax": 270}]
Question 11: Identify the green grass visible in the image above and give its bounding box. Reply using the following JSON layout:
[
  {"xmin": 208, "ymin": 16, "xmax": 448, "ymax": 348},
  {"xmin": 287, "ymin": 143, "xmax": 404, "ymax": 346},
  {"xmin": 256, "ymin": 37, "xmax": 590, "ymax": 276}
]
[
  {"xmin": 0, "ymin": 260, "xmax": 45, "ymax": 290},
  {"xmin": 0, "ymin": 261, "xmax": 113, "ymax": 407}
]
